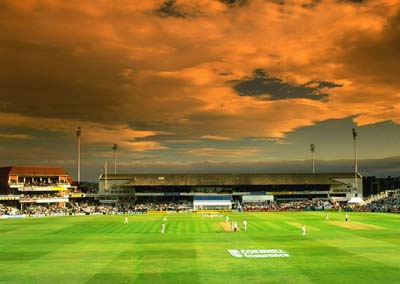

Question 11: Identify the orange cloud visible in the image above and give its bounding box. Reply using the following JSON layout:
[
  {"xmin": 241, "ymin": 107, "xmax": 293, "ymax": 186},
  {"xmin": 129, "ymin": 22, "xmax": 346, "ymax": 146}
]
[
  {"xmin": 200, "ymin": 135, "xmax": 233, "ymax": 141},
  {"xmin": 0, "ymin": 134, "xmax": 32, "ymax": 140},
  {"xmin": 0, "ymin": 112, "xmax": 165, "ymax": 152},
  {"xmin": 185, "ymin": 147, "xmax": 260, "ymax": 157},
  {"xmin": 128, "ymin": 141, "xmax": 168, "ymax": 152},
  {"xmin": 1, "ymin": 0, "xmax": 400, "ymax": 155}
]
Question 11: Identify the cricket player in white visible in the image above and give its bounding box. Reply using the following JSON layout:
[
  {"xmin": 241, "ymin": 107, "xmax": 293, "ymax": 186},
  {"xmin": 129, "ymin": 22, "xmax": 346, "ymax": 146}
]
[
  {"xmin": 325, "ymin": 212, "xmax": 329, "ymax": 221},
  {"xmin": 243, "ymin": 220, "xmax": 247, "ymax": 231},
  {"xmin": 161, "ymin": 223, "xmax": 166, "ymax": 234},
  {"xmin": 301, "ymin": 224, "xmax": 306, "ymax": 237},
  {"xmin": 124, "ymin": 215, "xmax": 129, "ymax": 224},
  {"xmin": 345, "ymin": 213, "xmax": 348, "ymax": 222},
  {"xmin": 225, "ymin": 215, "xmax": 229, "ymax": 222},
  {"xmin": 163, "ymin": 215, "xmax": 168, "ymax": 222}
]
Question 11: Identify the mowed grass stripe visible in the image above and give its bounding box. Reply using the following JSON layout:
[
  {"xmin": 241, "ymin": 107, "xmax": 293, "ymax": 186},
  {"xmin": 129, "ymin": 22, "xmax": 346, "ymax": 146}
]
[
  {"xmin": 96, "ymin": 223, "xmax": 116, "ymax": 234},
  {"xmin": 86, "ymin": 245, "xmax": 141, "ymax": 284},
  {"xmin": 164, "ymin": 221, "xmax": 177, "ymax": 233},
  {"xmin": 189, "ymin": 220, "xmax": 196, "ymax": 233},
  {"xmin": 139, "ymin": 221, "xmax": 157, "ymax": 233},
  {"xmin": 145, "ymin": 221, "xmax": 160, "ymax": 234},
  {"xmin": 198, "ymin": 221, "xmax": 209, "ymax": 233},
  {"xmin": 174, "ymin": 221, "xmax": 184, "ymax": 234},
  {"xmin": 108, "ymin": 223, "xmax": 126, "ymax": 233},
  {"xmin": 80, "ymin": 223, "xmax": 103, "ymax": 234},
  {"xmin": 171, "ymin": 221, "xmax": 192, "ymax": 234},
  {"xmin": 92, "ymin": 223, "xmax": 114, "ymax": 234},
  {"xmin": 246, "ymin": 220, "xmax": 268, "ymax": 232},
  {"xmin": 290, "ymin": 243, "xmax": 398, "ymax": 284},
  {"xmin": 132, "ymin": 222, "xmax": 149, "ymax": 233},
  {"xmin": 311, "ymin": 233, "xmax": 400, "ymax": 282},
  {"xmin": 286, "ymin": 222, "xmax": 320, "ymax": 231},
  {"xmin": 251, "ymin": 214, "xmax": 292, "ymax": 232},
  {"xmin": 317, "ymin": 228, "xmax": 400, "ymax": 268},
  {"xmin": 135, "ymin": 241, "xmax": 200, "ymax": 283},
  {"xmin": 251, "ymin": 219, "xmax": 293, "ymax": 234}
]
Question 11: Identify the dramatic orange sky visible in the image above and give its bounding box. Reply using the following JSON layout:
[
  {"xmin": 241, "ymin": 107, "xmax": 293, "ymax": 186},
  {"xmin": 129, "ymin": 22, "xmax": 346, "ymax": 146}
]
[{"xmin": 1, "ymin": 0, "xmax": 400, "ymax": 181}]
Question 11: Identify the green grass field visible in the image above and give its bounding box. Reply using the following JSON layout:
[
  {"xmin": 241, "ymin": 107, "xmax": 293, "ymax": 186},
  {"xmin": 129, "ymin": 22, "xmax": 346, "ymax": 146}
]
[{"xmin": 1, "ymin": 212, "xmax": 399, "ymax": 284}]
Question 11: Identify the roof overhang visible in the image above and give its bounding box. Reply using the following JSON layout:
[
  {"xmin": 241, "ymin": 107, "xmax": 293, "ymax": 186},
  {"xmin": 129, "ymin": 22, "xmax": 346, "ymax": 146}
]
[{"xmin": 348, "ymin": 197, "xmax": 364, "ymax": 204}]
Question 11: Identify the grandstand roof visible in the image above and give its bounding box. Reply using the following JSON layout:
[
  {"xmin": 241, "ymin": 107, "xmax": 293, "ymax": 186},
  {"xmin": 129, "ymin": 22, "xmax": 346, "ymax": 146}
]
[
  {"xmin": 0, "ymin": 166, "xmax": 70, "ymax": 176},
  {"xmin": 99, "ymin": 173, "xmax": 361, "ymax": 186}
]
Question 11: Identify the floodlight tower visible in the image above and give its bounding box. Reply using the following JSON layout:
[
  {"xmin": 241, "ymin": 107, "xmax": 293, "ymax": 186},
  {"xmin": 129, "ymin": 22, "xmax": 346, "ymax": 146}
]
[
  {"xmin": 113, "ymin": 144, "xmax": 118, "ymax": 174},
  {"xmin": 104, "ymin": 161, "xmax": 108, "ymax": 191},
  {"xmin": 310, "ymin": 144, "xmax": 316, "ymax": 174},
  {"xmin": 75, "ymin": 126, "xmax": 81, "ymax": 183},
  {"xmin": 352, "ymin": 127, "xmax": 358, "ymax": 194}
]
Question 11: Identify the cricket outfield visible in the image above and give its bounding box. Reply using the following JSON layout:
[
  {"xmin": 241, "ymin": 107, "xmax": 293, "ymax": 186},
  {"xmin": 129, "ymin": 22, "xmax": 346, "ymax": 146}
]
[{"xmin": 0, "ymin": 212, "xmax": 399, "ymax": 284}]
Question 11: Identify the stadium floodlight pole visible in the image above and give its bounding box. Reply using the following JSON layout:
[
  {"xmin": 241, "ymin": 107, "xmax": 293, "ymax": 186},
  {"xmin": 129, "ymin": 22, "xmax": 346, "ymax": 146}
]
[
  {"xmin": 352, "ymin": 127, "xmax": 358, "ymax": 194},
  {"xmin": 310, "ymin": 144, "xmax": 316, "ymax": 174},
  {"xmin": 113, "ymin": 144, "xmax": 118, "ymax": 174},
  {"xmin": 75, "ymin": 127, "xmax": 81, "ymax": 183},
  {"xmin": 104, "ymin": 161, "xmax": 108, "ymax": 191}
]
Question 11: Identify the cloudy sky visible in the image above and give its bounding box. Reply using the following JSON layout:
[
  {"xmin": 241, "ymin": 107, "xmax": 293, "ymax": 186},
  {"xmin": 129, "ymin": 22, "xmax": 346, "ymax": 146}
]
[{"xmin": 1, "ymin": 0, "xmax": 400, "ymax": 181}]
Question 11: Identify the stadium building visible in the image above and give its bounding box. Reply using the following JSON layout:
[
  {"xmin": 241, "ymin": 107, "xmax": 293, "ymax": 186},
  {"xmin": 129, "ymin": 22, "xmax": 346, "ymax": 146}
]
[
  {"xmin": 0, "ymin": 166, "xmax": 73, "ymax": 209},
  {"xmin": 97, "ymin": 173, "xmax": 363, "ymax": 208}
]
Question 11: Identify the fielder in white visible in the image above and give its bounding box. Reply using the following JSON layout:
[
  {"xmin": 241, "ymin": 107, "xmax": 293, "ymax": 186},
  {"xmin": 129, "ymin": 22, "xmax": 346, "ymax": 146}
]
[
  {"xmin": 233, "ymin": 221, "xmax": 238, "ymax": 232},
  {"xmin": 301, "ymin": 224, "xmax": 306, "ymax": 237},
  {"xmin": 161, "ymin": 223, "xmax": 166, "ymax": 234},
  {"xmin": 242, "ymin": 219, "xmax": 247, "ymax": 231}
]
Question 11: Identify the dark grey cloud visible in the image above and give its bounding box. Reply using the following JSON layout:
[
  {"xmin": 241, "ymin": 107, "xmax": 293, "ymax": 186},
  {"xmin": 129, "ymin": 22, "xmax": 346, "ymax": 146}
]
[
  {"xmin": 0, "ymin": 37, "xmax": 128, "ymax": 122},
  {"xmin": 232, "ymin": 69, "xmax": 341, "ymax": 101},
  {"xmin": 219, "ymin": 0, "xmax": 250, "ymax": 6},
  {"xmin": 268, "ymin": 0, "xmax": 285, "ymax": 5},
  {"xmin": 339, "ymin": 10, "xmax": 400, "ymax": 87},
  {"xmin": 155, "ymin": 0, "xmax": 189, "ymax": 18},
  {"xmin": 302, "ymin": 0, "xmax": 322, "ymax": 9},
  {"xmin": 71, "ymin": 156, "xmax": 400, "ymax": 182},
  {"xmin": 0, "ymin": 4, "xmax": 208, "ymax": 126},
  {"xmin": 339, "ymin": 0, "xmax": 367, "ymax": 3},
  {"xmin": 0, "ymin": 36, "xmax": 202, "ymax": 131}
]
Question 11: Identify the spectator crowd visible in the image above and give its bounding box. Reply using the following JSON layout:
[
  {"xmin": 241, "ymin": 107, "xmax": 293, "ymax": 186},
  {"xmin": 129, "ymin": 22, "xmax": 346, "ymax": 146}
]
[
  {"xmin": 0, "ymin": 200, "xmax": 193, "ymax": 217},
  {"xmin": 356, "ymin": 191, "xmax": 400, "ymax": 212},
  {"xmin": 242, "ymin": 200, "xmax": 331, "ymax": 212},
  {"xmin": 1, "ymin": 192, "xmax": 400, "ymax": 217}
]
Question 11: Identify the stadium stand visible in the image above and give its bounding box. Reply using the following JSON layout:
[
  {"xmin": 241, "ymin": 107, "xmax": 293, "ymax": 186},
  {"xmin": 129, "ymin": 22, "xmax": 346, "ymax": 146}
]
[
  {"xmin": 356, "ymin": 190, "xmax": 400, "ymax": 212},
  {"xmin": 1, "ymin": 165, "xmax": 400, "ymax": 217},
  {"xmin": 243, "ymin": 200, "xmax": 331, "ymax": 212}
]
